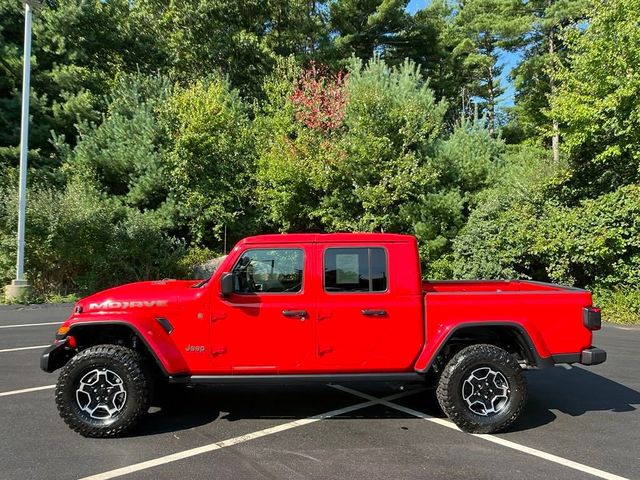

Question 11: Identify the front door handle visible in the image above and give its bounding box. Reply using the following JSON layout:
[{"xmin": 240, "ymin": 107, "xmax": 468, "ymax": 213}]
[
  {"xmin": 282, "ymin": 309, "xmax": 308, "ymax": 319},
  {"xmin": 362, "ymin": 309, "xmax": 386, "ymax": 317}
]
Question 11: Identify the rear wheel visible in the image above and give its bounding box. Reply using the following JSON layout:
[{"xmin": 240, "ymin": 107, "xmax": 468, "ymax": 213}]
[
  {"xmin": 436, "ymin": 344, "xmax": 527, "ymax": 434},
  {"xmin": 55, "ymin": 345, "xmax": 151, "ymax": 438}
]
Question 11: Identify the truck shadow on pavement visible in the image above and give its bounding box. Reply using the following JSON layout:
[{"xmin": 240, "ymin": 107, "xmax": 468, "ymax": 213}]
[
  {"xmin": 511, "ymin": 366, "xmax": 640, "ymax": 432},
  {"xmin": 129, "ymin": 368, "xmax": 640, "ymax": 437},
  {"xmin": 131, "ymin": 383, "xmax": 431, "ymax": 437}
]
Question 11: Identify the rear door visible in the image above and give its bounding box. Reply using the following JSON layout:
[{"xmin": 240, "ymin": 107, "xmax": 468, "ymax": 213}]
[
  {"xmin": 314, "ymin": 243, "xmax": 423, "ymax": 372},
  {"xmin": 211, "ymin": 244, "xmax": 315, "ymax": 374}
]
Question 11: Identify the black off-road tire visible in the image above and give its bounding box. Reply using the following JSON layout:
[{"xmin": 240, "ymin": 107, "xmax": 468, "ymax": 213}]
[
  {"xmin": 55, "ymin": 345, "xmax": 151, "ymax": 438},
  {"xmin": 436, "ymin": 344, "xmax": 527, "ymax": 434}
]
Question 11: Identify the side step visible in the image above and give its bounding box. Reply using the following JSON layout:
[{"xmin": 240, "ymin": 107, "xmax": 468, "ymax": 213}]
[{"xmin": 168, "ymin": 373, "xmax": 425, "ymax": 385}]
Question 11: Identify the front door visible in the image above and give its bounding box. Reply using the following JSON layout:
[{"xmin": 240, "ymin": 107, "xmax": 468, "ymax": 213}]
[{"xmin": 211, "ymin": 245, "xmax": 315, "ymax": 374}]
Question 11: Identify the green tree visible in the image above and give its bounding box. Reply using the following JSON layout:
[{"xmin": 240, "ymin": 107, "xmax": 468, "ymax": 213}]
[
  {"xmin": 254, "ymin": 56, "xmax": 337, "ymax": 232},
  {"xmin": 509, "ymin": 0, "xmax": 588, "ymax": 159},
  {"xmin": 62, "ymin": 74, "xmax": 173, "ymax": 212},
  {"xmin": 255, "ymin": 57, "xmax": 450, "ymax": 233},
  {"xmin": 152, "ymin": 0, "xmax": 329, "ymax": 98},
  {"xmin": 0, "ymin": 0, "xmax": 55, "ymax": 171},
  {"xmin": 0, "ymin": 0, "xmax": 170, "ymax": 170},
  {"xmin": 450, "ymin": 145, "xmax": 560, "ymax": 280},
  {"xmin": 407, "ymin": 118, "xmax": 503, "ymax": 275},
  {"xmin": 452, "ymin": 0, "xmax": 528, "ymax": 135},
  {"xmin": 164, "ymin": 78, "xmax": 256, "ymax": 246},
  {"xmin": 550, "ymin": 0, "xmax": 640, "ymax": 197},
  {"xmin": 403, "ymin": 0, "xmax": 467, "ymax": 113},
  {"xmin": 322, "ymin": 57, "xmax": 447, "ymax": 233},
  {"xmin": 329, "ymin": 0, "xmax": 409, "ymax": 61}
]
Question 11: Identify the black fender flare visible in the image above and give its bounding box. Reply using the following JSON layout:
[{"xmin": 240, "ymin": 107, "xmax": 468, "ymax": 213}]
[
  {"xmin": 42, "ymin": 321, "xmax": 175, "ymax": 375},
  {"xmin": 416, "ymin": 321, "xmax": 552, "ymax": 373}
]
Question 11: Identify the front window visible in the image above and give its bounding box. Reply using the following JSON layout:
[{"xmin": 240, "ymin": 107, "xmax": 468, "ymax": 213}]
[{"xmin": 232, "ymin": 248, "xmax": 304, "ymax": 293}]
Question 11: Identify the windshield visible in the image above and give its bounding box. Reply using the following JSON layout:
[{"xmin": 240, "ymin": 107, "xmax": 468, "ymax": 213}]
[{"xmin": 192, "ymin": 255, "xmax": 228, "ymax": 288}]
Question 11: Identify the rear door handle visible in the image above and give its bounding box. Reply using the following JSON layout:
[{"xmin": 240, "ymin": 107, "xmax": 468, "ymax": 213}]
[
  {"xmin": 282, "ymin": 310, "xmax": 308, "ymax": 319},
  {"xmin": 362, "ymin": 309, "xmax": 387, "ymax": 317}
]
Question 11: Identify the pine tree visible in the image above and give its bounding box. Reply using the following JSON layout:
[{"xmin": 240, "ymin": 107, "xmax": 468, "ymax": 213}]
[
  {"xmin": 452, "ymin": 0, "xmax": 528, "ymax": 135},
  {"xmin": 402, "ymin": 0, "xmax": 463, "ymax": 108},
  {"xmin": 329, "ymin": 0, "xmax": 409, "ymax": 60}
]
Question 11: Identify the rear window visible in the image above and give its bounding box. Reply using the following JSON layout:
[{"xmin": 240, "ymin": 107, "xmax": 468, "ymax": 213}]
[{"xmin": 324, "ymin": 247, "xmax": 387, "ymax": 292}]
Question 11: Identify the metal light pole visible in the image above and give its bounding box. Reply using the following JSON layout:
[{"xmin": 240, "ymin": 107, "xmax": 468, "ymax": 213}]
[{"xmin": 5, "ymin": 0, "xmax": 45, "ymax": 301}]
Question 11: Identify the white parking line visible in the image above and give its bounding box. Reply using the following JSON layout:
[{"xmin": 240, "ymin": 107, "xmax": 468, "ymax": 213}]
[
  {"xmin": 78, "ymin": 388, "xmax": 424, "ymax": 480},
  {"xmin": 331, "ymin": 385, "xmax": 629, "ymax": 480},
  {"xmin": 0, "ymin": 345, "xmax": 48, "ymax": 353},
  {"xmin": 0, "ymin": 385, "xmax": 55, "ymax": 397},
  {"xmin": 0, "ymin": 321, "xmax": 60, "ymax": 329}
]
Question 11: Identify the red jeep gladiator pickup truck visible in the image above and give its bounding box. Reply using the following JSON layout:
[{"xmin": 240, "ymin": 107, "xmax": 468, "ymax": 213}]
[{"xmin": 41, "ymin": 233, "xmax": 606, "ymax": 437}]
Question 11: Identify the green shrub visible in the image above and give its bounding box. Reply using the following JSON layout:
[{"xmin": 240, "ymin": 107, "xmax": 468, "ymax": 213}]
[
  {"xmin": 451, "ymin": 152, "xmax": 640, "ymax": 324},
  {"xmin": 449, "ymin": 145, "xmax": 557, "ymax": 280},
  {"xmin": 95, "ymin": 208, "xmax": 186, "ymax": 289},
  {"xmin": 178, "ymin": 246, "xmax": 219, "ymax": 279},
  {"xmin": 0, "ymin": 179, "xmax": 185, "ymax": 297},
  {"xmin": 407, "ymin": 119, "xmax": 504, "ymax": 275},
  {"xmin": 539, "ymin": 185, "xmax": 640, "ymax": 288}
]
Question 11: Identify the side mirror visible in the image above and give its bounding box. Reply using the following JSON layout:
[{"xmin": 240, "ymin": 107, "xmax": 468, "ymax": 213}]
[{"xmin": 220, "ymin": 272, "xmax": 234, "ymax": 297}]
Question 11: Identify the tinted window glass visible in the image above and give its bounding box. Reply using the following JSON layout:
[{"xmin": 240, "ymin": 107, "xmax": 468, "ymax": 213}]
[
  {"xmin": 232, "ymin": 249, "xmax": 303, "ymax": 293},
  {"xmin": 324, "ymin": 248, "xmax": 387, "ymax": 292}
]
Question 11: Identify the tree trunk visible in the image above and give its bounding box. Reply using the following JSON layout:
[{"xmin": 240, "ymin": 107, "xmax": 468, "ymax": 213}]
[{"xmin": 487, "ymin": 64, "xmax": 496, "ymax": 137}]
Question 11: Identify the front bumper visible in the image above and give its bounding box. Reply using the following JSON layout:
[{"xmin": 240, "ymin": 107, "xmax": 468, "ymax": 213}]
[
  {"xmin": 550, "ymin": 346, "xmax": 607, "ymax": 366},
  {"xmin": 40, "ymin": 340, "xmax": 73, "ymax": 373}
]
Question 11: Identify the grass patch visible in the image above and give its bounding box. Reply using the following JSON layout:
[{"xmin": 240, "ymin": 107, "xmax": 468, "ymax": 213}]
[
  {"xmin": 593, "ymin": 287, "xmax": 640, "ymax": 325},
  {"xmin": 0, "ymin": 291, "xmax": 79, "ymax": 305}
]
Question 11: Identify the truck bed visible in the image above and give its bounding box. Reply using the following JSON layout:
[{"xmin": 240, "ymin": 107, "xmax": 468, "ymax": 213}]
[
  {"xmin": 422, "ymin": 279, "xmax": 583, "ymax": 294},
  {"xmin": 414, "ymin": 279, "xmax": 594, "ymax": 372}
]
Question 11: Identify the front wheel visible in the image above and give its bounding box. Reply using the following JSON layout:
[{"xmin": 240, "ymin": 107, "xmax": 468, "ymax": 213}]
[
  {"xmin": 55, "ymin": 345, "xmax": 151, "ymax": 438},
  {"xmin": 436, "ymin": 344, "xmax": 527, "ymax": 434}
]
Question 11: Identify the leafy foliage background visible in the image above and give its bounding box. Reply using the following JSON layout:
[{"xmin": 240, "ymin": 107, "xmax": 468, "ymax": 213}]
[{"xmin": 0, "ymin": 0, "xmax": 638, "ymax": 323}]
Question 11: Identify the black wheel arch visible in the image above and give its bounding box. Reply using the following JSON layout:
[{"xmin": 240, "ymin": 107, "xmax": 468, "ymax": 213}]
[
  {"xmin": 422, "ymin": 322, "xmax": 550, "ymax": 374},
  {"xmin": 51, "ymin": 322, "xmax": 169, "ymax": 377}
]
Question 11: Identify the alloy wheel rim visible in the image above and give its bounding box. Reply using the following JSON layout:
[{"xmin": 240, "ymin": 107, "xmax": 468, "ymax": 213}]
[
  {"xmin": 75, "ymin": 368, "xmax": 127, "ymax": 420},
  {"xmin": 461, "ymin": 366, "xmax": 510, "ymax": 416}
]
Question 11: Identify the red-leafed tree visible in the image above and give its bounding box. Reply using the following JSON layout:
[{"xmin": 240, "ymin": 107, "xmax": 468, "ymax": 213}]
[{"xmin": 290, "ymin": 63, "xmax": 348, "ymax": 133}]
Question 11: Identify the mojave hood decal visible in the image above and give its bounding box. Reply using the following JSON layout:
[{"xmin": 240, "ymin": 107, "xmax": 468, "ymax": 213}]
[{"xmin": 88, "ymin": 300, "xmax": 169, "ymax": 310}]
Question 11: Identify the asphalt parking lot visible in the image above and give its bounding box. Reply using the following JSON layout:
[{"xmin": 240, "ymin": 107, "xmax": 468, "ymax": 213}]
[{"xmin": 0, "ymin": 303, "xmax": 638, "ymax": 480}]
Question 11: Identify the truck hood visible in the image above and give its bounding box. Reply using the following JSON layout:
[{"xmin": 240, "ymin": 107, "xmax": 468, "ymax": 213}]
[{"xmin": 77, "ymin": 279, "xmax": 201, "ymax": 313}]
